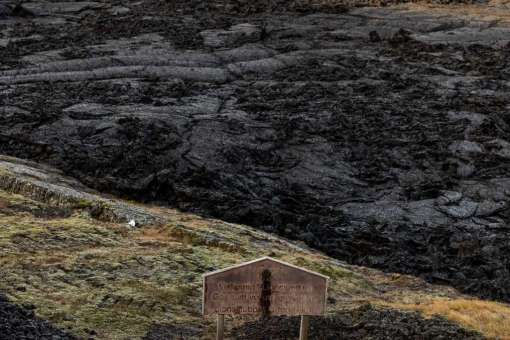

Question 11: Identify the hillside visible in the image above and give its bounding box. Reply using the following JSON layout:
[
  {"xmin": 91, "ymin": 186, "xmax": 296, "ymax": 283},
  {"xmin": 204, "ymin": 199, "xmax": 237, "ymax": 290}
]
[
  {"xmin": 1, "ymin": 0, "xmax": 510, "ymax": 338},
  {"xmin": 1, "ymin": 155, "xmax": 509, "ymax": 339},
  {"xmin": 2, "ymin": 0, "xmax": 510, "ymax": 303}
]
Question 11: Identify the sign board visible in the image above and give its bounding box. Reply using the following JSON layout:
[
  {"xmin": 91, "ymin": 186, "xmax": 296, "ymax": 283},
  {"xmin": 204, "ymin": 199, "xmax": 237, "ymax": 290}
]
[{"xmin": 203, "ymin": 257, "xmax": 329, "ymax": 316}]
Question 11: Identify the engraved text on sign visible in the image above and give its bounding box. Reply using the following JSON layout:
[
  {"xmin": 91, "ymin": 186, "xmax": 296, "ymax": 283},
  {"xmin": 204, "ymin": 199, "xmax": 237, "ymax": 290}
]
[{"xmin": 202, "ymin": 257, "xmax": 328, "ymax": 316}]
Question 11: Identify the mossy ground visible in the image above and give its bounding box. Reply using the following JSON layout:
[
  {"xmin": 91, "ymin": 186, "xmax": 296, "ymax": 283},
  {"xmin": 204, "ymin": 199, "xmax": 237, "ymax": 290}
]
[{"xmin": 0, "ymin": 188, "xmax": 509, "ymax": 339}]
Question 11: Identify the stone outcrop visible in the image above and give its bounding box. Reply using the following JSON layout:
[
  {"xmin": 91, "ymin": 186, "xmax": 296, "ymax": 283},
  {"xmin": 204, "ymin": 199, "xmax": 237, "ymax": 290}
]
[{"xmin": 0, "ymin": 155, "xmax": 162, "ymax": 226}]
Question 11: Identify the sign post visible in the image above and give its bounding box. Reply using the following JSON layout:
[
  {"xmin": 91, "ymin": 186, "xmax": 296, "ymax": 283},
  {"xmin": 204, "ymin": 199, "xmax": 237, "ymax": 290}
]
[
  {"xmin": 203, "ymin": 257, "xmax": 329, "ymax": 339},
  {"xmin": 216, "ymin": 314, "xmax": 225, "ymax": 340},
  {"xmin": 299, "ymin": 315, "xmax": 310, "ymax": 340}
]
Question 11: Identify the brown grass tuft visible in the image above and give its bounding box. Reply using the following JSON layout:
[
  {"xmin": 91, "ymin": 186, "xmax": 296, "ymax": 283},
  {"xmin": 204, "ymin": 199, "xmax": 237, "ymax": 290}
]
[{"xmin": 385, "ymin": 298, "xmax": 510, "ymax": 339}]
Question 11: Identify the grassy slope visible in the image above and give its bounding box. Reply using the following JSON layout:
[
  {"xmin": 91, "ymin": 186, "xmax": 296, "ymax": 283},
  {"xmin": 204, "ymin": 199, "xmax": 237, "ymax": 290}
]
[{"xmin": 0, "ymin": 158, "xmax": 509, "ymax": 339}]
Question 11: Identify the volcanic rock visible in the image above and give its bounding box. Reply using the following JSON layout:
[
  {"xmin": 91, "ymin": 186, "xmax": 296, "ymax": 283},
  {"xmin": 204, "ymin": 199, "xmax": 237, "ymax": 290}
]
[
  {"xmin": 1, "ymin": 0, "xmax": 510, "ymax": 303},
  {"xmin": 201, "ymin": 23, "xmax": 262, "ymax": 48},
  {"xmin": 0, "ymin": 294, "xmax": 76, "ymax": 340},
  {"xmin": 19, "ymin": 2, "xmax": 104, "ymax": 16},
  {"xmin": 231, "ymin": 305, "xmax": 484, "ymax": 340},
  {"xmin": 0, "ymin": 4, "xmax": 12, "ymax": 18}
]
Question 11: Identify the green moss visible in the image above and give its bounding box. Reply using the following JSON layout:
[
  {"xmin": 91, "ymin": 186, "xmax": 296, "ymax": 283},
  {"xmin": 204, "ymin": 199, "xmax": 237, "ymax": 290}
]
[
  {"xmin": 293, "ymin": 256, "xmax": 352, "ymax": 278},
  {"xmin": 72, "ymin": 199, "xmax": 95, "ymax": 209}
]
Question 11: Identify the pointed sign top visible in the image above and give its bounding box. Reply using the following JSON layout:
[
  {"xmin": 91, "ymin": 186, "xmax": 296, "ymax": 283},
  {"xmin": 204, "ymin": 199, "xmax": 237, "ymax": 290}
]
[{"xmin": 203, "ymin": 256, "xmax": 330, "ymax": 280}]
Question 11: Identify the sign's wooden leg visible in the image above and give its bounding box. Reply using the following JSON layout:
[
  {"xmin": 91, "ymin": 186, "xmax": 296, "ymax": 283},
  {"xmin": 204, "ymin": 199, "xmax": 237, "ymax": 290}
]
[
  {"xmin": 216, "ymin": 314, "xmax": 225, "ymax": 340},
  {"xmin": 299, "ymin": 315, "xmax": 310, "ymax": 340}
]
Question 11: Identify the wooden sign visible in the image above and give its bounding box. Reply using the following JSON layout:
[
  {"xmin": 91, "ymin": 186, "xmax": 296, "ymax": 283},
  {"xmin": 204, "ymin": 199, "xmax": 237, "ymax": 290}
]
[{"xmin": 203, "ymin": 257, "xmax": 328, "ymax": 316}]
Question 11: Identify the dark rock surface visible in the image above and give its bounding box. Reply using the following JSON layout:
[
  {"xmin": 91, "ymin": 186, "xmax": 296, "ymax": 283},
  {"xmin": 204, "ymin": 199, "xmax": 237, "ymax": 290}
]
[
  {"xmin": 143, "ymin": 305, "xmax": 486, "ymax": 339},
  {"xmin": 0, "ymin": 294, "xmax": 76, "ymax": 340},
  {"xmin": 1, "ymin": 0, "xmax": 510, "ymax": 302},
  {"xmin": 0, "ymin": 4, "xmax": 12, "ymax": 18},
  {"xmin": 231, "ymin": 305, "xmax": 485, "ymax": 340},
  {"xmin": 143, "ymin": 324, "xmax": 202, "ymax": 340}
]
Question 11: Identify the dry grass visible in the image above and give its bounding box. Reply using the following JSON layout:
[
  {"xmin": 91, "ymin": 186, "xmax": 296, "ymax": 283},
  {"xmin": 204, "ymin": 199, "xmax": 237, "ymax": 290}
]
[
  {"xmin": 402, "ymin": 2, "xmax": 510, "ymax": 25},
  {"xmin": 134, "ymin": 226, "xmax": 178, "ymax": 245},
  {"xmin": 384, "ymin": 298, "xmax": 510, "ymax": 339},
  {"xmin": 0, "ymin": 197, "xmax": 8, "ymax": 209}
]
